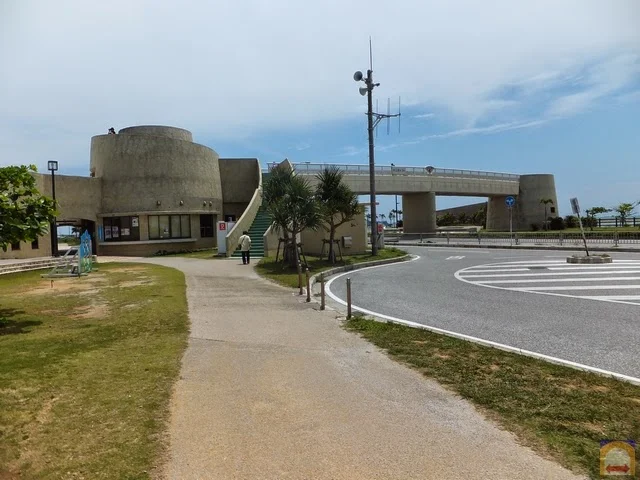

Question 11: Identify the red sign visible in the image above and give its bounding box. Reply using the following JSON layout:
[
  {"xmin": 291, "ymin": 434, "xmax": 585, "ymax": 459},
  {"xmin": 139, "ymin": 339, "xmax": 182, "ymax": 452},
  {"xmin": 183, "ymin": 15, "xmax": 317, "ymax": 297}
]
[
  {"xmin": 377, "ymin": 223, "xmax": 384, "ymax": 234},
  {"xmin": 219, "ymin": 223, "xmax": 226, "ymax": 231}
]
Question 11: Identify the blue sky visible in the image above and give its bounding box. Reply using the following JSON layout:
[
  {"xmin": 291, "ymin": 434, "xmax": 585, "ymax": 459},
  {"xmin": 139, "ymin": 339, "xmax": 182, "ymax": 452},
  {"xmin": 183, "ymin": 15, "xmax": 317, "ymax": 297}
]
[{"xmin": 1, "ymin": 0, "xmax": 639, "ymax": 219}]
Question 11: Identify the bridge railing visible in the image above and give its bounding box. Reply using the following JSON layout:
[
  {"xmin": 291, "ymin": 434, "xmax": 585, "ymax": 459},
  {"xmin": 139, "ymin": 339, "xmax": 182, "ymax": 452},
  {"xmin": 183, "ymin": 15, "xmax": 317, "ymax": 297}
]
[
  {"xmin": 271, "ymin": 163, "xmax": 520, "ymax": 181},
  {"xmin": 410, "ymin": 231, "xmax": 640, "ymax": 246}
]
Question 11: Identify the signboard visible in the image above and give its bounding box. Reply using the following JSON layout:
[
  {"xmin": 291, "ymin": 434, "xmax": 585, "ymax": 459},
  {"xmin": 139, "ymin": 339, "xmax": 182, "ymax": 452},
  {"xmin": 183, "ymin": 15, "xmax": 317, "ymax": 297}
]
[
  {"xmin": 219, "ymin": 222, "xmax": 226, "ymax": 231},
  {"xmin": 131, "ymin": 217, "xmax": 139, "ymax": 227},
  {"xmin": 391, "ymin": 167, "xmax": 408, "ymax": 175},
  {"xmin": 600, "ymin": 440, "xmax": 635, "ymax": 477},
  {"xmin": 570, "ymin": 197, "xmax": 580, "ymax": 215},
  {"xmin": 377, "ymin": 223, "xmax": 384, "ymax": 234},
  {"xmin": 505, "ymin": 196, "xmax": 516, "ymax": 208}
]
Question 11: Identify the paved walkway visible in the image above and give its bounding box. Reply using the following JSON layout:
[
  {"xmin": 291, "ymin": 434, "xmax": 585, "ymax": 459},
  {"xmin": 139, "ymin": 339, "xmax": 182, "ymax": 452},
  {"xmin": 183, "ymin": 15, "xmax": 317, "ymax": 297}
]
[{"xmin": 101, "ymin": 256, "xmax": 584, "ymax": 480}]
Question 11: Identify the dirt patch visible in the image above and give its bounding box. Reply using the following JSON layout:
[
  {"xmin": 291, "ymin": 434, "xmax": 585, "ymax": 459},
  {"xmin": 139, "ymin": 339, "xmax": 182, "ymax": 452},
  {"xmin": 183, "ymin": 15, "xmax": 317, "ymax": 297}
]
[
  {"xmin": 36, "ymin": 396, "xmax": 59, "ymax": 424},
  {"xmin": 24, "ymin": 279, "xmax": 97, "ymax": 296},
  {"xmin": 70, "ymin": 304, "xmax": 109, "ymax": 319},
  {"xmin": 628, "ymin": 397, "xmax": 640, "ymax": 405},
  {"xmin": 432, "ymin": 352, "xmax": 451, "ymax": 360},
  {"xmin": 0, "ymin": 469, "xmax": 21, "ymax": 479},
  {"xmin": 108, "ymin": 266, "xmax": 147, "ymax": 274},
  {"xmin": 591, "ymin": 385, "xmax": 610, "ymax": 393},
  {"xmin": 115, "ymin": 279, "xmax": 155, "ymax": 288}
]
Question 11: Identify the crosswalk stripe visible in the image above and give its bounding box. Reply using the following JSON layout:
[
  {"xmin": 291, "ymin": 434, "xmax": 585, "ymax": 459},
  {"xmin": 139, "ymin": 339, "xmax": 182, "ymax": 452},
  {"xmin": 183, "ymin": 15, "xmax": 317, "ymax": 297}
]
[
  {"xmin": 460, "ymin": 270, "xmax": 640, "ymax": 278},
  {"xmin": 455, "ymin": 259, "xmax": 640, "ymax": 305},
  {"xmin": 514, "ymin": 285, "xmax": 640, "ymax": 291},
  {"xmin": 480, "ymin": 276, "xmax": 640, "ymax": 284}
]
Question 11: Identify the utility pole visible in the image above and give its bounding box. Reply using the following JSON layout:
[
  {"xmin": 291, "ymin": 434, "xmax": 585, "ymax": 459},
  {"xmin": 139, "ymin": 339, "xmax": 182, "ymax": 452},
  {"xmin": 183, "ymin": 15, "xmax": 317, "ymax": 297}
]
[{"xmin": 366, "ymin": 69, "xmax": 378, "ymax": 255}]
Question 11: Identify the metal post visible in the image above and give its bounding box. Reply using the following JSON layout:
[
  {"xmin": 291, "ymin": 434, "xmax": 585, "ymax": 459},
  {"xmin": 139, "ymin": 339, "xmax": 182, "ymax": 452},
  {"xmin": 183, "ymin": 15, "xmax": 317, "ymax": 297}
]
[
  {"xmin": 346, "ymin": 278, "xmax": 352, "ymax": 319},
  {"xmin": 305, "ymin": 268, "xmax": 311, "ymax": 303},
  {"xmin": 320, "ymin": 275, "xmax": 325, "ymax": 311},
  {"xmin": 576, "ymin": 215, "xmax": 590, "ymax": 256},
  {"xmin": 366, "ymin": 70, "xmax": 378, "ymax": 256},
  {"xmin": 419, "ymin": 233, "xmax": 423, "ymax": 244},
  {"xmin": 446, "ymin": 231, "xmax": 450, "ymax": 245},
  {"xmin": 509, "ymin": 207, "xmax": 513, "ymax": 247},
  {"xmin": 50, "ymin": 169, "xmax": 58, "ymax": 257},
  {"xmin": 395, "ymin": 194, "xmax": 398, "ymax": 228},
  {"xmin": 298, "ymin": 262, "xmax": 304, "ymax": 295}
]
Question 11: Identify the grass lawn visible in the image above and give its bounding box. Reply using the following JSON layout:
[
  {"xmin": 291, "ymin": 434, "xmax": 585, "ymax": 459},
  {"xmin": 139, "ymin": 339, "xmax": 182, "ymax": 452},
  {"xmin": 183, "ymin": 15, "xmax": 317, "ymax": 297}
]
[
  {"xmin": 346, "ymin": 317, "xmax": 640, "ymax": 479},
  {"xmin": 256, "ymin": 248, "xmax": 407, "ymax": 288},
  {"xmin": 0, "ymin": 264, "xmax": 189, "ymax": 479}
]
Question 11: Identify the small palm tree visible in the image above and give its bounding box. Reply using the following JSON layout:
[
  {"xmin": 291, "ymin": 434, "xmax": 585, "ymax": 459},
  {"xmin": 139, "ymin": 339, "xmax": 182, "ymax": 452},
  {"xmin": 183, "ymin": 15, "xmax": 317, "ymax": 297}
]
[
  {"xmin": 315, "ymin": 166, "xmax": 362, "ymax": 264},
  {"xmin": 540, "ymin": 198, "xmax": 554, "ymax": 230}
]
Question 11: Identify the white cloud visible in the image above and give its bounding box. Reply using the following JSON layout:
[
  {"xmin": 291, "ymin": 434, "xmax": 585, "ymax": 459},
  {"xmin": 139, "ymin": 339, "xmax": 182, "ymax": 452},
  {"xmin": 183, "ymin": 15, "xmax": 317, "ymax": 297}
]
[
  {"xmin": 425, "ymin": 120, "xmax": 547, "ymax": 139},
  {"xmin": 1, "ymin": 0, "xmax": 639, "ymax": 170},
  {"xmin": 413, "ymin": 113, "xmax": 435, "ymax": 119}
]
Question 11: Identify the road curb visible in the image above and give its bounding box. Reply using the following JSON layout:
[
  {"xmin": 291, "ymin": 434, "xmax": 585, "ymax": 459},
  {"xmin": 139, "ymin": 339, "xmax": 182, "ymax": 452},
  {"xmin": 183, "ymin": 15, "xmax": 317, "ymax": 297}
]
[
  {"xmin": 395, "ymin": 242, "xmax": 640, "ymax": 254},
  {"xmin": 309, "ymin": 253, "xmax": 412, "ymax": 289}
]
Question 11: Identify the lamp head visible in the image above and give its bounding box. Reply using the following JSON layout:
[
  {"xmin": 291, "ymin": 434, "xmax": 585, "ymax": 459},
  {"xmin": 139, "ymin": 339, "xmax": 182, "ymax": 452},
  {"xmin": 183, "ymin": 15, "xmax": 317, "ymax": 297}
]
[{"xmin": 47, "ymin": 160, "xmax": 58, "ymax": 172}]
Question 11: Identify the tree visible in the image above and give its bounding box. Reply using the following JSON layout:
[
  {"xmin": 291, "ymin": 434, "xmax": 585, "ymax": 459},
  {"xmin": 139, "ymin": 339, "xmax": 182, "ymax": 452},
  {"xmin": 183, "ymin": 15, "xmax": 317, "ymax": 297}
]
[
  {"xmin": 315, "ymin": 167, "xmax": 362, "ymax": 264},
  {"xmin": 388, "ymin": 211, "xmax": 396, "ymax": 227},
  {"xmin": 584, "ymin": 206, "xmax": 611, "ymax": 231},
  {"xmin": 1, "ymin": 165, "xmax": 57, "ymax": 252},
  {"xmin": 613, "ymin": 202, "xmax": 639, "ymax": 227},
  {"xmin": 263, "ymin": 167, "xmax": 321, "ymax": 270},
  {"xmin": 539, "ymin": 198, "xmax": 554, "ymax": 230}
]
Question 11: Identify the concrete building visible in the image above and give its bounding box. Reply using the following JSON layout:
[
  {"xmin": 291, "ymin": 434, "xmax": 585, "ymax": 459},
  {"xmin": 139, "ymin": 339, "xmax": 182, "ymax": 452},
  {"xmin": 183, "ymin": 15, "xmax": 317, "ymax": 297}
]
[{"xmin": 1, "ymin": 126, "xmax": 261, "ymax": 259}]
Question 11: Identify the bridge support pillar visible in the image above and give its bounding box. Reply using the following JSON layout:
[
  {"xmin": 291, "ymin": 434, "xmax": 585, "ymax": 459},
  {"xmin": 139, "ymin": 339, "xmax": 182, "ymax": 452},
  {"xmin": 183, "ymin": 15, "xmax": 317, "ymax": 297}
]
[
  {"xmin": 403, "ymin": 192, "xmax": 436, "ymax": 234},
  {"xmin": 486, "ymin": 196, "xmax": 510, "ymax": 231}
]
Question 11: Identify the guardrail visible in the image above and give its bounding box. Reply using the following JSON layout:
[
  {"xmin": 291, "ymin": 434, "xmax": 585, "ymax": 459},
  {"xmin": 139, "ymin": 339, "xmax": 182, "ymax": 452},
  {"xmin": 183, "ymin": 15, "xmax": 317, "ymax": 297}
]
[
  {"xmin": 267, "ymin": 163, "xmax": 520, "ymax": 182},
  {"xmin": 428, "ymin": 231, "xmax": 640, "ymax": 246}
]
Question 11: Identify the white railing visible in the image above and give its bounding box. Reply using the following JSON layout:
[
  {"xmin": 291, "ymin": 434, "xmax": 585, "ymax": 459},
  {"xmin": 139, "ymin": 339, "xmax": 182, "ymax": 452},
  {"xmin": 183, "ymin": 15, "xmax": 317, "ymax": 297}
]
[{"xmin": 273, "ymin": 163, "xmax": 520, "ymax": 181}]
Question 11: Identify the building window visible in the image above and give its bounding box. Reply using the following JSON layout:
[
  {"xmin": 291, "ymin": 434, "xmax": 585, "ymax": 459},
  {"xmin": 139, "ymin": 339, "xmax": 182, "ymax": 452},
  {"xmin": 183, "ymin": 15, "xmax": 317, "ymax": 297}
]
[
  {"xmin": 148, "ymin": 214, "xmax": 191, "ymax": 239},
  {"xmin": 550, "ymin": 207, "xmax": 556, "ymax": 214},
  {"xmin": 31, "ymin": 238, "xmax": 39, "ymax": 249},
  {"xmin": 200, "ymin": 214, "xmax": 214, "ymax": 238},
  {"xmin": 11, "ymin": 242, "xmax": 20, "ymax": 251},
  {"xmin": 103, "ymin": 216, "xmax": 140, "ymax": 242}
]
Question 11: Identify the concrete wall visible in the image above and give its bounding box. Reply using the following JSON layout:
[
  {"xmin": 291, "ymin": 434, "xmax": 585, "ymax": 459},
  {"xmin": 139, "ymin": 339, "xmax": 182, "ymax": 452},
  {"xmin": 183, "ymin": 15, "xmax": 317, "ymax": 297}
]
[
  {"xmin": 117, "ymin": 125, "xmax": 193, "ymax": 142},
  {"xmin": 436, "ymin": 201, "xmax": 486, "ymax": 218},
  {"xmin": 35, "ymin": 174, "xmax": 102, "ymax": 222},
  {"xmin": 486, "ymin": 175, "xmax": 558, "ymax": 231},
  {"xmin": 90, "ymin": 130, "xmax": 222, "ymax": 215},
  {"xmin": 0, "ymin": 235, "xmax": 50, "ymax": 259},
  {"xmin": 403, "ymin": 192, "xmax": 437, "ymax": 233},
  {"xmin": 301, "ymin": 210, "xmax": 368, "ymax": 256}
]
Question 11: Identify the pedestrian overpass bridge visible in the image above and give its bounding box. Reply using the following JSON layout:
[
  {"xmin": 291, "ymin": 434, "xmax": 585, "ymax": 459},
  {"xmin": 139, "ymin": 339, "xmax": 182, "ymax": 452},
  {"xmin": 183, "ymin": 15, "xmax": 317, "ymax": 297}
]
[{"xmin": 283, "ymin": 163, "xmax": 557, "ymax": 233}]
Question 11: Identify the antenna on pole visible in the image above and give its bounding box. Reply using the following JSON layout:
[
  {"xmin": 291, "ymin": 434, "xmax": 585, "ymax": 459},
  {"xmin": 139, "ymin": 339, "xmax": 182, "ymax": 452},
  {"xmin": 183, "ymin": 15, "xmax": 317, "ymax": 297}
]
[
  {"xmin": 398, "ymin": 96, "xmax": 401, "ymax": 134},
  {"xmin": 369, "ymin": 36, "xmax": 373, "ymax": 71},
  {"xmin": 375, "ymin": 99, "xmax": 379, "ymax": 138},
  {"xmin": 386, "ymin": 98, "xmax": 391, "ymax": 135}
]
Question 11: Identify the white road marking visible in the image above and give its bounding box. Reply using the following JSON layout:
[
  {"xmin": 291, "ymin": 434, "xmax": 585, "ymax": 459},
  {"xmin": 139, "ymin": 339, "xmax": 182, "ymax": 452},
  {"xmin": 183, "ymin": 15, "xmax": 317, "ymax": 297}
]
[
  {"xmin": 460, "ymin": 270, "xmax": 640, "ymax": 278},
  {"xmin": 481, "ymin": 276, "xmax": 640, "ymax": 284},
  {"xmin": 323, "ymin": 260, "xmax": 640, "ymax": 386},
  {"xmin": 446, "ymin": 256, "xmax": 466, "ymax": 260},
  {"xmin": 455, "ymin": 259, "xmax": 640, "ymax": 306}
]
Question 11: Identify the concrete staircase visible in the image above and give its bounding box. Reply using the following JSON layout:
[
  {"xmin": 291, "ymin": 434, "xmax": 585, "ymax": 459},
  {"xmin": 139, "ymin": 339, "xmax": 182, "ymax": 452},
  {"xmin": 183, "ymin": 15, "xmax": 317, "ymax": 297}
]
[{"xmin": 231, "ymin": 207, "xmax": 272, "ymax": 259}]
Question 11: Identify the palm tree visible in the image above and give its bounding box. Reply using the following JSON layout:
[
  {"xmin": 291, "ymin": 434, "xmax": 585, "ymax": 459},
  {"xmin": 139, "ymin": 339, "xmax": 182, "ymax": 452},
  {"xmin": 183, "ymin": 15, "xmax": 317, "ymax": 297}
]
[
  {"xmin": 540, "ymin": 198, "xmax": 554, "ymax": 230},
  {"xmin": 263, "ymin": 167, "xmax": 322, "ymax": 269},
  {"xmin": 315, "ymin": 166, "xmax": 362, "ymax": 264},
  {"xmin": 388, "ymin": 211, "xmax": 396, "ymax": 227}
]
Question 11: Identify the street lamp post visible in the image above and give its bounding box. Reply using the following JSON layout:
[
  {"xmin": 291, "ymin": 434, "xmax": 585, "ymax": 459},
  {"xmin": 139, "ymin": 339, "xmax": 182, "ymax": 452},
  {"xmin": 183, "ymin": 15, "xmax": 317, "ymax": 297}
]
[{"xmin": 47, "ymin": 161, "xmax": 58, "ymax": 257}]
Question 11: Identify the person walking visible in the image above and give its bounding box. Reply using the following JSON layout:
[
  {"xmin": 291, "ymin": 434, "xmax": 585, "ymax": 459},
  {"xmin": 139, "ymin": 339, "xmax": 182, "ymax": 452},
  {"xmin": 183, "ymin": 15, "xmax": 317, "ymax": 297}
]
[{"xmin": 238, "ymin": 231, "xmax": 252, "ymax": 265}]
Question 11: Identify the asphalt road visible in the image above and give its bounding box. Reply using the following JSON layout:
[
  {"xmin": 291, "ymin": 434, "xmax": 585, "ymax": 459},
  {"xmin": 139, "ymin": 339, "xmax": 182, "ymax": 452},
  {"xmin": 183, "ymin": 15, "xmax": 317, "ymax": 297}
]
[{"xmin": 327, "ymin": 247, "xmax": 640, "ymax": 379}]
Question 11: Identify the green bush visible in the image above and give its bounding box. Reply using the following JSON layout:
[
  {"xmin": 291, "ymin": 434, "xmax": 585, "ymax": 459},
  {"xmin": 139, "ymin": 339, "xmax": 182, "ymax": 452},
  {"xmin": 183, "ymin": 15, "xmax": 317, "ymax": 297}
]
[
  {"xmin": 530, "ymin": 223, "xmax": 540, "ymax": 231},
  {"xmin": 548, "ymin": 217, "xmax": 565, "ymax": 230},
  {"xmin": 564, "ymin": 215, "xmax": 578, "ymax": 228}
]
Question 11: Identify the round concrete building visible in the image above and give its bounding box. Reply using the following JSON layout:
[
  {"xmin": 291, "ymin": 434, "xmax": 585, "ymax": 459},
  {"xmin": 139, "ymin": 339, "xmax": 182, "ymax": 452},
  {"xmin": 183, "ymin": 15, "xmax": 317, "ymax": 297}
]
[{"xmin": 86, "ymin": 125, "xmax": 260, "ymax": 256}]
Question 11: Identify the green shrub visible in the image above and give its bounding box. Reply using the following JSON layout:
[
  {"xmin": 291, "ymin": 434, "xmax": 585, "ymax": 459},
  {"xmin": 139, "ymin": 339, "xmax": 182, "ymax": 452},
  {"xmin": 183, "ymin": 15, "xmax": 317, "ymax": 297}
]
[
  {"xmin": 564, "ymin": 215, "xmax": 578, "ymax": 228},
  {"xmin": 548, "ymin": 217, "xmax": 565, "ymax": 230}
]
